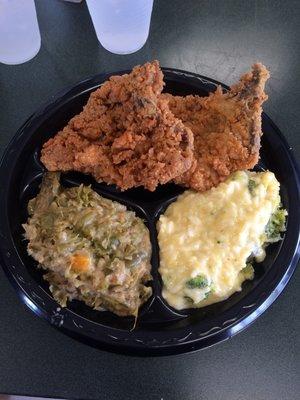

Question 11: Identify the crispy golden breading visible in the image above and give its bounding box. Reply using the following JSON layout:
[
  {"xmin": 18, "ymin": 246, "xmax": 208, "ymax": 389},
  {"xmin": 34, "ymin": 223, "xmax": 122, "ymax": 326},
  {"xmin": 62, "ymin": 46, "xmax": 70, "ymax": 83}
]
[
  {"xmin": 163, "ymin": 63, "xmax": 269, "ymax": 191},
  {"xmin": 41, "ymin": 62, "xmax": 269, "ymax": 193},
  {"xmin": 41, "ymin": 61, "xmax": 194, "ymax": 191}
]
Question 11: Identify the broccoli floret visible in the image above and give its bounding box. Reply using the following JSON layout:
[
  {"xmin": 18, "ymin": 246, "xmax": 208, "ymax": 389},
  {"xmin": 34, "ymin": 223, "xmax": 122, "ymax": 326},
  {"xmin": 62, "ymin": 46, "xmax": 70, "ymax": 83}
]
[
  {"xmin": 186, "ymin": 274, "xmax": 209, "ymax": 289},
  {"xmin": 265, "ymin": 208, "xmax": 287, "ymax": 243}
]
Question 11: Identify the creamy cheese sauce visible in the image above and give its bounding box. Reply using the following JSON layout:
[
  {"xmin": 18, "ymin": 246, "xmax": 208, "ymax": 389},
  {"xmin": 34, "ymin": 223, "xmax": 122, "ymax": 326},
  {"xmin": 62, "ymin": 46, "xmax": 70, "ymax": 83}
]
[{"xmin": 157, "ymin": 171, "xmax": 282, "ymax": 310}]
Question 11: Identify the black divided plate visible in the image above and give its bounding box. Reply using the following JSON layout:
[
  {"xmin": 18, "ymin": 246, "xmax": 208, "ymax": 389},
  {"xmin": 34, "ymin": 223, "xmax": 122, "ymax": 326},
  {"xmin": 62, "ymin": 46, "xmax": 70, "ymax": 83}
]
[{"xmin": 0, "ymin": 68, "xmax": 300, "ymax": 356}]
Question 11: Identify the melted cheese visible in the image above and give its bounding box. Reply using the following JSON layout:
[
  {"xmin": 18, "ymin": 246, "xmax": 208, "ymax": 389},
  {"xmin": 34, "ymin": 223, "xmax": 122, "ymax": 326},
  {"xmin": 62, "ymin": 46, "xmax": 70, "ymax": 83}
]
[{"xmin": 157, "ymin": 171, "xmax": 281, "ymax": 310}]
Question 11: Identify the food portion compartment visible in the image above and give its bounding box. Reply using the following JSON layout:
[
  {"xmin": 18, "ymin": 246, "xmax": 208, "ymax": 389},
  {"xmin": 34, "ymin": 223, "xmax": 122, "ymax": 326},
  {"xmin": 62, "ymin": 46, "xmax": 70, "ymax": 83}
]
[
  {"xmin": 153, "ymin": 167, "xmax": 289, "ymax": 324},
  {"xmin": 15, "ymin": 166, "xmax": 161, "ymax": 330}
]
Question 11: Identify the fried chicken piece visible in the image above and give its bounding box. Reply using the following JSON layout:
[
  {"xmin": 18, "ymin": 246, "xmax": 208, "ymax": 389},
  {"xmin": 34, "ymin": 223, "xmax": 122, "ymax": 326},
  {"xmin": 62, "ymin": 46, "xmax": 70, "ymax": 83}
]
[
  {"xmin": 163, "ymin": 63, "xmax": 270, "ymax": 191},
  {"xmin": 41, "ymin": 61, "xmax": 194, "ymax": 191}
]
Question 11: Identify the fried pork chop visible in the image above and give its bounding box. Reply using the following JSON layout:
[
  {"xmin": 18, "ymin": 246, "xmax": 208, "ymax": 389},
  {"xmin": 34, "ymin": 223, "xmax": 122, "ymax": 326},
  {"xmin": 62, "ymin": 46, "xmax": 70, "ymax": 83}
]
[
  {"xmin": 163, "ymin": 63, "xmax": 270, "ymax": 191},
  {"xmin": 41, "ymin": 61, "xmax": 194, "ymax": 191}
]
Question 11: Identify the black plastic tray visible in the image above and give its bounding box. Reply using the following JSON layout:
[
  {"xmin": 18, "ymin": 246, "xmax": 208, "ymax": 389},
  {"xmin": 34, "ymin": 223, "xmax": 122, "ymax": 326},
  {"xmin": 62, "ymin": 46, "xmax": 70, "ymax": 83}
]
[{"xmin": 0, "ymin": 68, "xmax": 299, "ymax": 356}]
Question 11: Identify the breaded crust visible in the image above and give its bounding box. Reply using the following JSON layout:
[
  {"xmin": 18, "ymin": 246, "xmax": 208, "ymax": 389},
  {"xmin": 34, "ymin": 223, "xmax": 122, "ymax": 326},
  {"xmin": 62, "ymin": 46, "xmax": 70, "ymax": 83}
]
[
  {"xmin": 163, "ymin": 63, "xmax": 270, "ymax": 191},
  {"xmin": 41, "ymin": 61, "xmax": 194, "ymax": 191}
]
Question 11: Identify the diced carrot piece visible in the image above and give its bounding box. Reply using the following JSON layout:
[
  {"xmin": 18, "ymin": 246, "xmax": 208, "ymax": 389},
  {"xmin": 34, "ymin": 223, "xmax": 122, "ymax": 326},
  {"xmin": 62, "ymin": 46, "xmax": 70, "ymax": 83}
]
[{"xmin": 70, "ymin": 254, "xmax": 90, "ymax": 273}]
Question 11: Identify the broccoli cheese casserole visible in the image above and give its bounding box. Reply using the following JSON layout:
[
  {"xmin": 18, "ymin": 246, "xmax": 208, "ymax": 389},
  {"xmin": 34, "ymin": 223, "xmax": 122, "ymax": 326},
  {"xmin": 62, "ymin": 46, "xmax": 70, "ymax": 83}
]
[
  {"xmin": 23, "ymin": 172, "xmax": 152, "ymax": 317},
  {"xmin": 157, "ymin": 171, "xmax": 287, "ymax": 310}
]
